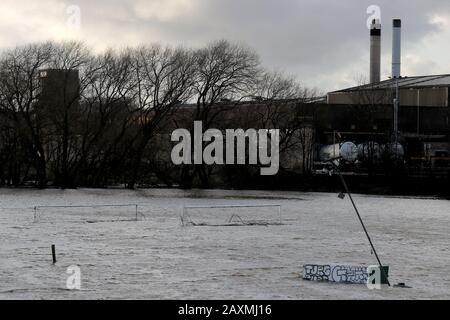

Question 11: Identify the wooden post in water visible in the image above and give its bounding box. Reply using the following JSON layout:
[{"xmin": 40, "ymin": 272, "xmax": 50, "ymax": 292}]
[{"xmin": 51, "ymin": 245, "xmax": 56, "ymax": 264}]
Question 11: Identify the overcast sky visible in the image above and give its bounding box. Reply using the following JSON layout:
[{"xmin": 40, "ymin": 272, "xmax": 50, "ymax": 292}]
[{"xmin": 0, "ymin": 0, "xmax": 449, "ymax": 92}]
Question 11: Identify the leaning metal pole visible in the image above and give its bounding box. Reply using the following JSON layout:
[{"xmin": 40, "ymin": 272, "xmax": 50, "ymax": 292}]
[{"xmin": 329, "ymin": 159, "xmax": 391, "ymax": 287}]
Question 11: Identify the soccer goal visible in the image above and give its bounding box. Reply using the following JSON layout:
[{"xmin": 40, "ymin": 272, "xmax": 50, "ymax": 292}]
[
  {"xmin": 33, "ymin": 204, "xmax": 143, "ymax": 223},
  {"xmin": 181, "ymin": 204, "xmax": 283, "ymax": 227}
]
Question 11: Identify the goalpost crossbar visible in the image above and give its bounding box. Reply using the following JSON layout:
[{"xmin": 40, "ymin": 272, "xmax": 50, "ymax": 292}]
[
  {"xmin": 33, "ymin": 204, "xmax": 140, "ymax": 222},
  {"xmin": 181, "ymin": 204, "xmax": 282, "ymax": 226}
]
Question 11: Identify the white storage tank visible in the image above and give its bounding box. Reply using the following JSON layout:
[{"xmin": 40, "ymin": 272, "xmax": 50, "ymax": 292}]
[
  {"xmin": 319, "ymin": 144, "xmax": 340, "ymax": 162},
  {"xmin": 386, "ymin": 142, "xmax": 405, "ymax": 160},
  {"xmin": 357, "ymin": 142, "xmax": 382, "ymax": 161},
  {"xmin": 319, "ymin": 142, "xmax": 358, "ymax": 163},
  {"xmin": 340, "ymin": 142, "xmax": 358, "ymax": 163}
]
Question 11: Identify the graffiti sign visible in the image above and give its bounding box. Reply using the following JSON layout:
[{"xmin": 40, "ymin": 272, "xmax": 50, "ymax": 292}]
[{"xmin": 303, "ymin": 264, "xmax": 389, "ymax": 285}]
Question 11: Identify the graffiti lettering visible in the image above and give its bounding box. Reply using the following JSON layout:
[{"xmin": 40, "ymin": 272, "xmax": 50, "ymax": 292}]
[{"xmin": 303, "ymin": 264, "xmax": 388, "ymax": 285}]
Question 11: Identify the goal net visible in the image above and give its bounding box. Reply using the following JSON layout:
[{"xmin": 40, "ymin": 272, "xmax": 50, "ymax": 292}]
[
  {"xmin": 181, "ymin": 204, "xmax": 282, "ymax": 227},
  {"xmin": 33, "ymin": 204, "xmax": 143, "ymax": 223}
]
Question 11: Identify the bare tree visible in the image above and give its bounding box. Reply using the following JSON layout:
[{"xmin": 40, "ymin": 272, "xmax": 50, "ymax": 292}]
[
  {"xmin": 0, "ymin": 40, "xmax": 321, "ymax": 189},
  {"xmin": 192, "ymin": 40, "xmax": 260, "ymax": 125},
  {"xmin": 70, "ymin": 49, "xmax": 137, "ymax": 186},
  {"xmin": 251, "ymin": 71, "xmax": 318, "ymax": 174},
  {"xmin": 181, "ymin": 40, "xmax": 260, "ymax": 187},
  {"xmin": 43, "ymin": 41, "xmax": 92, "ymax": 187},
  {"xmin": 125, "ymin": 44, "xmax": 196, "ymax": 189},
  {"xmin": 0, "ymin": 42, "xmax": 53, "ymax": 187}
]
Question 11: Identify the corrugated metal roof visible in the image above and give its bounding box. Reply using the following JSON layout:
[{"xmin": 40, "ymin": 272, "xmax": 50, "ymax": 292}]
[{"xmin": 333, "ymin": 74, "xmax": 450, "ymax": 92}]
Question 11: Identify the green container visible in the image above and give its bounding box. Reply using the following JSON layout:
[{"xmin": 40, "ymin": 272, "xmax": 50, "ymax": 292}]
[{"xmin": 368, "ymin": 266, "xmax": 390, "ymax": 285}]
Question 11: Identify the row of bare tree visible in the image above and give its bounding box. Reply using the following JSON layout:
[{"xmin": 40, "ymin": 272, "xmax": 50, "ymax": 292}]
[{"xmin": 0, "ymin": 40, "xmax": 317, "ymax": 189}]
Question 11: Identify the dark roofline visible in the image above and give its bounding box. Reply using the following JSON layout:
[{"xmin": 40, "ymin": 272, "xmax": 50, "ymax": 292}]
[
  {"xmin": 176, "ymin": 96, "xmax": 327, "ymax": 109},
  {"xmin": 330, "ymin": 74, "xmax": 450, "ymax": 93}
]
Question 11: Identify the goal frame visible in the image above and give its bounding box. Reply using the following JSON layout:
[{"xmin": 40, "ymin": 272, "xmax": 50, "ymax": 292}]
[
  {"xmin": 181, "ymin": 204, "xmax": 282, "ymax": 227},
  {"xmin": 33, "ymin": 204, "xmax": 140, "ymax": 223}
]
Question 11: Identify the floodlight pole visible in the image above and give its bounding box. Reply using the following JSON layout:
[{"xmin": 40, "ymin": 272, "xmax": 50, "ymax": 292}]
[{"xmin": 329, "ymin": 159, "xmax": 391, "ymax": 287}]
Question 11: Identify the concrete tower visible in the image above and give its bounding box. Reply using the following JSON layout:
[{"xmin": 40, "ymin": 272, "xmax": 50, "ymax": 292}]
[
  {"xmin": 392, "ymin": 19, "xmax": 402, "ymax": 78},
  {"xmin": 370, "ymin": 19, "xmax": 381, "ymax": 83}
]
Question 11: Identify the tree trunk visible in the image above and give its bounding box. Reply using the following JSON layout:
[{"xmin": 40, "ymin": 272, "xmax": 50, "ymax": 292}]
[{"xmin": 127, "ymin": 137, "xmax": 150, "ymax": 190}]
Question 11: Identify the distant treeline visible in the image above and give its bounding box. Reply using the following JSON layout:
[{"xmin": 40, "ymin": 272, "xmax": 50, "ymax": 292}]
[{"xmin": 0, "ymin": 40, "xmax": 317, "ymax": 189}]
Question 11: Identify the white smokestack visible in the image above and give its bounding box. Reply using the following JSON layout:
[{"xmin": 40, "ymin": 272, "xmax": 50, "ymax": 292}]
[
  {"xmin": 370, "ymin": 19, "xmax": 381, "ymax": 83},
  {"xmin": 392, "ymin": 19, "xmax": 402, "ymax": 78}
]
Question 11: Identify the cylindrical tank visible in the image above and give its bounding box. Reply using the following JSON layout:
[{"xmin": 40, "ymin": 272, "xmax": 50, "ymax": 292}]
[
  {"xmin": 319, "ymin": 144, "xmax": 340, "ymax": 162},
  {"xmin": 319, "ymin": 142, "xmax": 358, "ymax": 163},
  {"xmin": 386, "ymin": 142, "xmax": 404, "ymax": 160},
  {"xmin": 357, "ymin": 144, "xmax": 366, "ymax": 160},
  {"xmin": 357, "ymin": 142, "xmax": 382, "ymax": 162},
  {"xmin": 340, "ymin": 142, "xmax": 358, "ymax": 163}
]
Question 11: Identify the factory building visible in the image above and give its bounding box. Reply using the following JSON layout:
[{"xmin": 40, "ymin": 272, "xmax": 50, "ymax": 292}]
[
  {"xmin": 143, "ymin": 15, "xmax": 450, "ymax": 184},
  {"xmin": 38, "ymin": 69, "xmax": 80, "ymax": 111},
  {"xmin": 27, "ymin": 17, "xmax": 448, "ymax": 188},
  {"xmin": 317, "ymin": 19, "xmax": 450, "ymax": 179},
  {"xmin": 327, "ymin": 75, "xmax": 449, "ymax": 108}
]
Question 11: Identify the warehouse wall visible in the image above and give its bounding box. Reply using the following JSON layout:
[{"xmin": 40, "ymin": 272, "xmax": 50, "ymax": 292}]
[{"xmin": 327, "ymin": 87, "xmax": 449, "ymax": 108}]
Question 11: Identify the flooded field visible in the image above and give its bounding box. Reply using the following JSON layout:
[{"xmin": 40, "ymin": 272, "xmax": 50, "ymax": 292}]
[{"xmin": 0, "ymin": 188, "xmax": 449, "ymax": 299}]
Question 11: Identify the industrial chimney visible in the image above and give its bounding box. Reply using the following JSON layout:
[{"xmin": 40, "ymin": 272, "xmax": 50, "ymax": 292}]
[
  {"xmin": 370, "ymin": 19, "xmax": 381, "ymax": 83},
  {"xmin": 392, "ymin": 19, "xmax": 402, "ymax": 78}
]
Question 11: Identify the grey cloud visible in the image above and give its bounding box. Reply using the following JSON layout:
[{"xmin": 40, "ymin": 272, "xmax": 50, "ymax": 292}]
[{"xmin": 1, "ymin": 0, "xmax": 449, "ymax": 91}]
